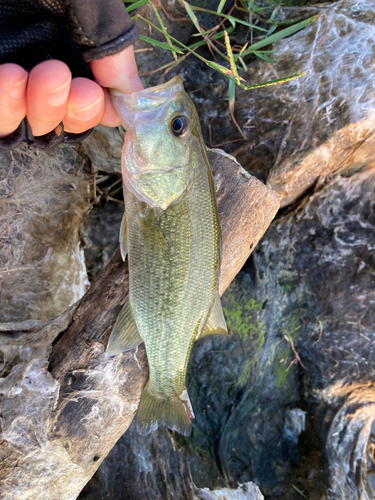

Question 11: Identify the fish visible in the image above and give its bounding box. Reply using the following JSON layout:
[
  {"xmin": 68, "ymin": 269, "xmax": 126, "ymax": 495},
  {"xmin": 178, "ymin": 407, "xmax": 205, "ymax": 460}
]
[{"xmin": 107, "ymin": 76, "xmax": 227, "ymax": 436}]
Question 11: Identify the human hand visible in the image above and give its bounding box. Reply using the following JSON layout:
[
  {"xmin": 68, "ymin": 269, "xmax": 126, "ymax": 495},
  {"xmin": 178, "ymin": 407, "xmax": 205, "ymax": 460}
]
[{"xmin": 0, "ymin": 45, "xmax": 143, "ymax": 139}]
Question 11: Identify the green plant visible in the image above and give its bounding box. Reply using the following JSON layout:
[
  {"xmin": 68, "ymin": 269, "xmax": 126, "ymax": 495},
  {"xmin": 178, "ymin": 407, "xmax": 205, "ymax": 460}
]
[{"xmin": 123, "ymin": 0, "xmax": 319, "ymax": 132}]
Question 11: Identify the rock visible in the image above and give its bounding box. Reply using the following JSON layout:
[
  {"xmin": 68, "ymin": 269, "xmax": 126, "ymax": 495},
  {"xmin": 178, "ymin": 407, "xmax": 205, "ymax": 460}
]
[
  {"xmin": 232, "ymin": 0, "xmax": 375, "ymax": 206},
  {"xmin": 0, "ymin": 144, "xmax": 92, "ymax": 323},
  {"xmin": 197, "ymin": 482, "xmax": 264, "ymax": 500},
  {"xmin": 79, "ymin": 125, "xmax": 123, "ymax": 175},
  {"xmin": 214, "ymin": 168, "xmax": 375, "ymax": 499}
]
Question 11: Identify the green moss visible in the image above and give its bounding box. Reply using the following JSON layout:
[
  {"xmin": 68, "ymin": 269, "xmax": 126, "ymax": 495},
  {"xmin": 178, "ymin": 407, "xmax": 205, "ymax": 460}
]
[
  {"xmin": 278, "ymin": 272, "xmax": 299, "ymax": 294},
  {"xmin": 223, "ymin": 292, "xmax": 265, "ymax": 342},
  {"xmin": 244, "ymin": 298, "xmax": 263, "ymax": 313},
  {"xmin": 237, "ymin": 360, "xmax": 252, "ymax": 386},
  {"xmin": 223, "ymin": 306, "xmax": 254, "ymax": 340},
  {"xmin": 286, "ymin": 308, "xmax": 308, "ymax": 340},
  {"xmin": 274, "ymin": 355, "xmax": 289, "ymax": 388},
  {"xmin": 257, "ymin": 329, "xmax": 265, "ymax": 353}
]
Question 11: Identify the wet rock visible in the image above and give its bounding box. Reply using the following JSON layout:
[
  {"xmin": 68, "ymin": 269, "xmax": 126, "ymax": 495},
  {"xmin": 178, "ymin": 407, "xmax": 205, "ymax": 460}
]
[
  {"xmin": 0, "ymin": 145, "xmax": 92, "ymax": 323},
  {"xmin": 81, "ymin": 201, "xmax": 123, "ymax": 281},
  {"xmin": 79, "ymin": 125, "xmax": 123, "ymax": 175},
  {"xmin": 233, "ymin": 0, "xmax": 375, "ymax": 206},
  {"xmin": 197, "ymin": 482, "xmax": 264, "ymax": 500},
  {"xmin": 214, "ymin": 169, "xmax": 375, "ymax": 499}
]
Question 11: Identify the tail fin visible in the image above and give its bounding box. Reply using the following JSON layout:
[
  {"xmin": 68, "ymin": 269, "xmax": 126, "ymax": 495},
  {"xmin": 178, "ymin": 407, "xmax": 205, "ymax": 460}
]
[{"xmin": 136, "ymin": 384, "xmax": 194, "ymax": 436}]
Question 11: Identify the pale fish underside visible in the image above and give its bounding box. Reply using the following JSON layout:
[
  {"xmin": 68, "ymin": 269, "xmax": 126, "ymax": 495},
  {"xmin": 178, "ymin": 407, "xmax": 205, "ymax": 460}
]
[{"xmin": 107, "ymin": 77, "xmax": 227, "ymax": 436}]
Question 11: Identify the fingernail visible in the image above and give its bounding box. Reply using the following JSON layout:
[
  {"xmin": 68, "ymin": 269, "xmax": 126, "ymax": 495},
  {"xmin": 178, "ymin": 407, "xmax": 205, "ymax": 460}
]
[
  {"xmin": 9, "ymin": 75, "xmax": 27, "ymax": 100},
  {"xmin": 72, "ymin": 97, "xmax": 102, "ymax": 121},
  {"xmin": 129, "ymin": 75, "xmax": 144, "ymax": 93},
  {"xmin": 47, "ymin": 79, "xmax": 71, "ymax": 106}
]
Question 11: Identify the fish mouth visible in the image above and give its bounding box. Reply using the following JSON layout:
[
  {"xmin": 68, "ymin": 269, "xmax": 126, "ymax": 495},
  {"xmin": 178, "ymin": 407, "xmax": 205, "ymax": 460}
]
[{"xmin": 111, "ymin": 77, "xmax": 184, "ymax": 133}]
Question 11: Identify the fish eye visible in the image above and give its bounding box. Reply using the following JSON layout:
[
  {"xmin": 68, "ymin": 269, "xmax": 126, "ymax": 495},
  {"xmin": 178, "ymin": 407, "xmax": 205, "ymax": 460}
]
[{"xmin": 171, "ymin": 116, "xmax": 188, "ymax": 137}]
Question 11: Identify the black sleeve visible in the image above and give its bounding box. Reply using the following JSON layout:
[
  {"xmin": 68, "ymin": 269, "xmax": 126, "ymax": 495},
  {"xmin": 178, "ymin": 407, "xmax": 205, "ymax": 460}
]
[
  {"xmin": 64, "ymin": 0, "xmax": 138, "ymax": 62},
  {"xmin": 0, "ymin": 0, "xmax": 138, "ymax": 76}
]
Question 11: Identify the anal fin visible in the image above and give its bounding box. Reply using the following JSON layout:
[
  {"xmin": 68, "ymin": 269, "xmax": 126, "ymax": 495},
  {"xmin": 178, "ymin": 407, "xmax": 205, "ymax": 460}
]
[
  {"xmin": 119, "ymin": 212, "xmax": 127, "ymax": 261},
  {"xmin": 106, "ymin": 295, "xmax": 142, "ymax": 356},
  {"xmin": 199, "ymin": 290, "xmax": 228, "ymax": 339}
]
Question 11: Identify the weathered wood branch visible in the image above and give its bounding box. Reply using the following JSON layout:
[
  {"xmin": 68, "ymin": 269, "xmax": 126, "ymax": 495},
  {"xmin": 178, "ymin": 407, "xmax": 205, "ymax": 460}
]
[{"xmin": 0, "ymin": 150, "xmax": 279, "ymax": 500}]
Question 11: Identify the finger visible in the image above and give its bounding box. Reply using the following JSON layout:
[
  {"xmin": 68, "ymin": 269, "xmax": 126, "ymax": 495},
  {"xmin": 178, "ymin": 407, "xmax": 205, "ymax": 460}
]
[
  {"xmin": 90, "ymin": 45, "xmax": 143, "ymax": 94},
  {"xmin": 27, "ymin": 60, "xmax": 71, "ymax": 137},
  {"xmin": 100, "ymin": 88, "xmax": 122, "ymax": 128},
  {"xmin": 0, "ymin": 64, "xmax": 28, "ymax": 138},
  {"xmin": 63, "ymin": 77, "xmax": 105, "ymax": 133}
]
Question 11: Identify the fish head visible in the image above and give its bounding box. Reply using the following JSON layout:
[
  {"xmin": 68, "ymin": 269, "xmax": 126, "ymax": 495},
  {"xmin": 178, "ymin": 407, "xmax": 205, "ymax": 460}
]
[{"xmin": 111, "ymin": 77, "xmax": 201, "ymax": 210}]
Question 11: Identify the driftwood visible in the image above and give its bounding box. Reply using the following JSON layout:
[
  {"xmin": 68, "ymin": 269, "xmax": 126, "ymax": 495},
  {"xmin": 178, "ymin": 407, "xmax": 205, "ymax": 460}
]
[{"xmin": 0, "ymin": 149, "xmax": 279, "ymax": 500}]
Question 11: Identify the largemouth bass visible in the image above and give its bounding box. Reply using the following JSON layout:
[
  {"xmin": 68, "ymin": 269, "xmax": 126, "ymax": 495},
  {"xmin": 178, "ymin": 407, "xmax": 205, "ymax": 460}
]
[{"xmin": 107, "ymin": 77, "xmax": 227, "ymax": 436}]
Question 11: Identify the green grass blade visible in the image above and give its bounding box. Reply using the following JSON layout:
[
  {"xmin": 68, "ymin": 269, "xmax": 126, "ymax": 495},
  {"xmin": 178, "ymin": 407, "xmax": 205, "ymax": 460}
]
[
  {"xmin": 181, "ymin": 1, "xmax": 201, "ymax": 34},
  {"xmin": 266, "ymin": 17, "xmax": 307, "ymax": 26},
  {"xmin": 266, "ymin": 24, "xmax": 277, "ymax": 37},
  {"xmin": 228, "ymin": 79, "xmax": 244, "ymax": 137},
  {"xmin": 188, "ymin": 26, "xmax": 235, "ymax": 50},
  {"xmin": 125, "ymin": 0, "xmax": 149, "ymax": 13},
  {"xmin": 238, "ymin": 56, "xmax": 247, "ymax": 71},
  {"xmin": 152, "ymin": 4, "xmax": 178, "ymax": 61},
  {"xmin": 224, "ymin": 13, "xmax": 267, "ymax": 31},
  {"xmin": 138, "ymin": 34, "xmax": 184, "ymax": 54},
  {"xmin": 217, "ymin": 0, "xmax": 226, "ymax": 14},
  {"xmin": 135, "ymin": 13, "xmax": 306, "ymax": 92},
  {"xmin": 183, "ymin": 4, "xmax": 267, "ymax": 31},
  {"xmin": 136, "ymin": 15, "xmax": 241, "ymax": 68},
  {"xmin": 239, "ymin": 72, "xmax": 306, "ymax": 90},
  {"xmin": 270, "ymin": 4, "xmax": 281, "ymax": 22},
  {"xmin": 242, "ymin": 15, "xmax": 318, "ymax": 54},
  {"xmin": 291, "ymin": 484, "xmax": 310, "ymax": 500}
]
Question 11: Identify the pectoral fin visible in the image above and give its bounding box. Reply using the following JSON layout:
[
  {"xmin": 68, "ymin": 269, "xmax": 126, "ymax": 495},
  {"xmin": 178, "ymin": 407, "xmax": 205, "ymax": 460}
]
[
  {"xmin": 106, "ymin": 296, "xmax": 142, "ymax": 356},
  {"xmin": 199, "ymin": 291, "xmax": 228, "ymax": 339},
  {"xmin": 119, "ymin": 212, "xmax": 127, "ymax": 261}
]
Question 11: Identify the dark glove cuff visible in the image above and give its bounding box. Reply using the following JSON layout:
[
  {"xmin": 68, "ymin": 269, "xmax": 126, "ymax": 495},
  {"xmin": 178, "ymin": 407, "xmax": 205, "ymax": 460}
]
[{"xmin": 82, "ymin": 25, "xmax": 138, "ymax": 62}]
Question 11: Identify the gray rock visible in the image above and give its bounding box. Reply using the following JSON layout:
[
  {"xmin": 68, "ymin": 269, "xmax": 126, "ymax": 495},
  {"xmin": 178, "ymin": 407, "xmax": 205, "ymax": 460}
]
[
  {"xmin": 0, "ymin": 145, "xmax": 92, "ymax": 323},
  {"xmin": 197, "ymin": 482, "xmax": 264, "ymax": 500},
  {"xmin": 263, "ymin": 0, "xmax": 375, "ymax": 206}
]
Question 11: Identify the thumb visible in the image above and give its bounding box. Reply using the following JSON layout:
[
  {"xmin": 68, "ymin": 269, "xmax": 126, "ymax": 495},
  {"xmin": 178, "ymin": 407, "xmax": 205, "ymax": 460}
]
[{"xmin": 90, "ymin": 45, "xmax": 143, "ymax": 94}]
